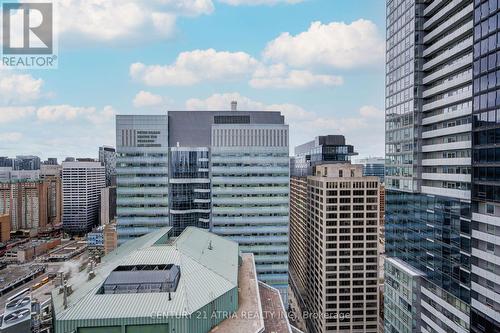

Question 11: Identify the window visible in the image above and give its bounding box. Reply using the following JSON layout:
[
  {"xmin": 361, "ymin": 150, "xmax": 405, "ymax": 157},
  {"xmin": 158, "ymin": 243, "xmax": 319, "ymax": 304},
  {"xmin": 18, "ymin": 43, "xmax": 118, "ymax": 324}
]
[{"xmin": 487, "ymin": 204, "xmax": 495, "ymax": 215}]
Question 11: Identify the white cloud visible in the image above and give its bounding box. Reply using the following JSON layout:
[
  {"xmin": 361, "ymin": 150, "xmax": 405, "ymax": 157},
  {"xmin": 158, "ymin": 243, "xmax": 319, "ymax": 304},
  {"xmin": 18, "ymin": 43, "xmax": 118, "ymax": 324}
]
[
  {"xmin": 131, "ymin": 50, "xmax": 343, "ymax": 89},
  {"xmin": 0, "ymin": 74, "xmax": 43, "ymax": 104},
  {"xmin": 36, "ymin": 105, "xmax": 95, "ymax": 121},
  {"xmin": 263, "ymin": 19, "xmax": 385, "ymax": 69},
  {"xmin": 359, "ymin": 105, "xmax": 384, "ymax": 118},
  {"xmin": 0, "ymin": 103, "xmax": 116, "ymax": 124},
  {"xmin": 133, "ymin": 91, "xmax": 165, "ymax": 107},
  {"xmin": 151, "ymin": 12, "xmax": 177, "ymax": 36},
  {"xmin": 0, "ymin": 106, "xmax": 36, "ymax": 123},
  {"xmin": 0, "ymin": 132, "xmax": 23, "ymax": 142},
  {"xmin": 54, "ymin": 0, "xmax": 214, "ymax": 43},
  {"xmin": 36, "ymin": 104, "xmax": 115, "ymax": 124},
  {"xmin": 218, "ymin": 0, "xmax": 304, "ymax": 5},
  {"xmin": 184, "ymin": 92, "xmax": 384, "ymax": 155},
  {"xmin": 87, "ymin": 106, "xmax": 117, "ymax": 125},
  {"xmin": 130, "ymin": 49, "xmax": 259, "ymax": 86},
  {"xmin": 250, "ymin": 64, "xmax": 343, "ymax": 89}
]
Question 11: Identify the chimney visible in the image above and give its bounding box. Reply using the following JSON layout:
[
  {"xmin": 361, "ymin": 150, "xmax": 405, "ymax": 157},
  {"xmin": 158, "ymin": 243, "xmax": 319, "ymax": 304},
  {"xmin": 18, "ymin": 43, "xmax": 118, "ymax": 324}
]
[{"xmin": 231, "ymin": 101, "xmax": 237, "ymax": 111}]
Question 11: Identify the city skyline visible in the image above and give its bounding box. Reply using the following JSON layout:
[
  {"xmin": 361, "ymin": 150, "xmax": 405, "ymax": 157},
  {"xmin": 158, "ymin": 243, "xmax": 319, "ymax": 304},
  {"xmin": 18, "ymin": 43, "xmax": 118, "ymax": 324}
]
[{"xmin": 0, "ymin": 0, "xmax": 385, "ymax": 161}]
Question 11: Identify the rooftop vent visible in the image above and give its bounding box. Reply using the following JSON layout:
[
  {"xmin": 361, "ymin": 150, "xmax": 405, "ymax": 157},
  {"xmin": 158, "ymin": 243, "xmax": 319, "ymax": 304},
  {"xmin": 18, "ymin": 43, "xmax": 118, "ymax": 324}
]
[{"xmin": 231, "ymin": 101, "xmax": 237, "ymax": 111}]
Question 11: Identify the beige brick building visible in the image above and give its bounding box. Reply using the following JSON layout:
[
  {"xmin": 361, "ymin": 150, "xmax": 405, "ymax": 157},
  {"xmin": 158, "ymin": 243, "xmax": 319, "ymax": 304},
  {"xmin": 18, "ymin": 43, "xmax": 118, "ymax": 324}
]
[{"xmin": 290, "ymin": 163, "xmax": 380, "ymax": 333}]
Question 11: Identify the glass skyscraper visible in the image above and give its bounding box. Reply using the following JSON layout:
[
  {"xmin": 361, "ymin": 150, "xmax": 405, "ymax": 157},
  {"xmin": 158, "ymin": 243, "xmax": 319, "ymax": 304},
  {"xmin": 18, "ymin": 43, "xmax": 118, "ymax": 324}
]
[
  {"xmin": 210, "ymin": 123, "xmax": 290, "ymax": 302},
  {"xmin": 116, "ymin": 115, "xmax": 170, "ymax": 244},
  {"xmin": 115, "ymin": 108, "xmax": 290, "ymax": 301},
  {"xmin": 471, "ymin": 0, "xmax": 500, "ymax": 330},
  {"xmin": 169, "ymin": 147, "xmax": 211, "ymax": 235},
  {"xmin": 385, "ymin": 0, "xmax": 478, "ymax": 332},
  {"xmin": 290, "ymin": 135, "xmax": 357, "ymax": 177}
]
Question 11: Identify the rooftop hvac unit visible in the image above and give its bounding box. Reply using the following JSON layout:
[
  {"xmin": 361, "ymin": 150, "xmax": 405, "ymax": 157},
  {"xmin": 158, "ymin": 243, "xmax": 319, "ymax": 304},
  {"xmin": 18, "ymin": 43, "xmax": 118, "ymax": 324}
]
[
  {"xmin": 3, "ymin": 308, "xmax": 30, "ymax": 323},
  {"xmin": 5, "ymin": 297, "xmax": 30, "ymax": 313}
]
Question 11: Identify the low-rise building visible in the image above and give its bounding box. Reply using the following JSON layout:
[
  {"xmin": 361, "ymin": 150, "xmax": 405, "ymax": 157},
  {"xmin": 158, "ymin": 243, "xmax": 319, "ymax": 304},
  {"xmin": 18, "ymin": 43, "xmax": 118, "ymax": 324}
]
[{"xmin": 53, "ymin": 227, "xmax": 298, "ymax": 333}]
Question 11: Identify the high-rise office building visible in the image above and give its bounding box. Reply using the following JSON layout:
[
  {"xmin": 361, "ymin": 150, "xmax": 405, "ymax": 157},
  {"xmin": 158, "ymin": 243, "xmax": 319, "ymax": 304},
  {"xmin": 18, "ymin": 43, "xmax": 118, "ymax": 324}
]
[
  {"xmin": 13, "ymin": 155, "xmax": 41, "ymax": 170},
  {"xmin": 470, "ymin": 0, "xmax": 500, "ymax": 331},
  {"xmin": 40, "ymin": 165, "xmax": 62, "ymax": 227},
  {"xmin": 289, "ymin": 136, "xmax": 381, "ymax": 332},
  {"xmin": 291, "ymin": 135, "xmax": 357, "ymax": 177},
  {"xmin": 116, "ymin": 115, "xmax": 170, "ymax": 244},
  {"xmin": 0, "ymin": 157, "xmax": 13, "ymax": 168},
  {"xmin": 115, "ymin": 108, "xmax": 290, "ymax": 301},
  {"xmin": 99, "ymin": 146, "xmax": 117, "ymax": 186},
  {"xmin": 62, "ymin": 161, "xmax": 105, "ymax": 234},
  {"xmin": 100, "ymin": 186, "xmax": 116, "ymax": 225},
  {"xmin": 385, "ymin": 0, "xmax": 475, "ymax": 332},
  {"xmin": 291, "ymin": 163, "xmax": 380, "ymax": 332},
  {"xmin": 44, "ymin": 158, "xmax": 58, "ymax": 165},
  {"xmin": 356, "ymin": 157, "xmax": 386, "ymax": 183}
]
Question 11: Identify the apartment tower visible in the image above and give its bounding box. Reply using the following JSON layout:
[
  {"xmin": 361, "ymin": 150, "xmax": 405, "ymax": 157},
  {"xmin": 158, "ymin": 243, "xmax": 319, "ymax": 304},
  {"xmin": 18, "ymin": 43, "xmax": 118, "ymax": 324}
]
[{"xmin": 385, "ymin": 0, "xmax": 476, "ymax": 332}]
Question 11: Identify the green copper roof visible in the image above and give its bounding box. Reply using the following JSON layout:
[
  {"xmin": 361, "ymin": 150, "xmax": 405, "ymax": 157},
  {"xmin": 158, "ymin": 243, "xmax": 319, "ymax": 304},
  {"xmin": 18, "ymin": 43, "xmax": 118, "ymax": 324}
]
[{"xmin": 53, "ymin": 227, "xmax": 239, "ymax": 322}]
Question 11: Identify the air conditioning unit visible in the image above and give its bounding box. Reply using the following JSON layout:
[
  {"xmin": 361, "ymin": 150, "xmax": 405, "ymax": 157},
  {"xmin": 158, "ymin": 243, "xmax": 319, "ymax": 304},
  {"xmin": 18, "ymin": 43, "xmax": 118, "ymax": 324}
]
[
  {"xmin": 1, "ymin": 307, "xmax": 32, "ymax": 333},
  {"xmin": 5, "ymin": 297, "xmax": 30, "ymax": 314}
]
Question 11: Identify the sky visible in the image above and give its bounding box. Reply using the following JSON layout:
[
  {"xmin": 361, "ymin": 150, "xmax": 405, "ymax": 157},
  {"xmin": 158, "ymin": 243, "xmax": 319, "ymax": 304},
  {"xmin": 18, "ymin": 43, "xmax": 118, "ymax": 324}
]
[{"xmin": 0, "ymin": 0, "xmax": 386, "ymax": 161}]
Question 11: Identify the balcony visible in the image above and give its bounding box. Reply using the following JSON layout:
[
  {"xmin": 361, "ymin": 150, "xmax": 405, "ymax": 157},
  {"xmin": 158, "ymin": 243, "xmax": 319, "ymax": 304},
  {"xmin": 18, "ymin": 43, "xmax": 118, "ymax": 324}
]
[
  {"xmin": 423, "ymin": 37, "xmax": 472, "ymax": 71},
  {"xmin": 422, "ymin": 72, "xmax": 471, "ymax": 98},
  {"xmin": 421, "ymin": 123, "xmax": 471, "ymax": 138},
  {"xmin": 424, "ymin": 0, "xmax": 447, "ymax": 16},
  {"xmin": 424, "ymin": 0, "xmax": 470, "ymax": 30},
  {"xmin": 423, "ymin": 54, "xmax": 472, "ymax": 84},
  {"xmin": 424, "ymin": 4, "xmax": 473, "ymax": 43},
  {"xmin": 422, "ymin": 91, "xmax": 472, "ymax": 112},
  {"xmin": 421, "ymin": 173, "xmax": 471, "ymax": 182},
  {"xmin": 421, "ymin": 141, "xmax": 471, "ymax": 152},
  {"xmin": 423, "ymin": 21, "xmax": 473, "ymax": 57},
  {"xmin": 422, "ymin": 107, "xmax": 471, "ymax": 125},
  {"xmin": 421, "ymin": 157, "xmax": 471, "ymax": 166},
  {"xmin": 421, "ymin": 186, "xmax": 470, "ymax": 200}
]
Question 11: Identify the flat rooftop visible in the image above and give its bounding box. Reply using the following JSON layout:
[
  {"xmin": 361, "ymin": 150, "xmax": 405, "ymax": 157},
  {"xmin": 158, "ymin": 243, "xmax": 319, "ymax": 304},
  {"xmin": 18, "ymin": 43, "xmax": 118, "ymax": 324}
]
[
  {"xmin": 0, "ymin": 265, "xmax": 45, "ymax": 291},
  {"xmin": 210, "ymin": 254, "xmax": 296, "ymax": 333},
  {"xmin": 209, "ymin": 253, "xmax": 264, "ymax": 333},
  {"xmin": 259, "ymin": 282, "xmax": 292, "ymax": 333}
]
